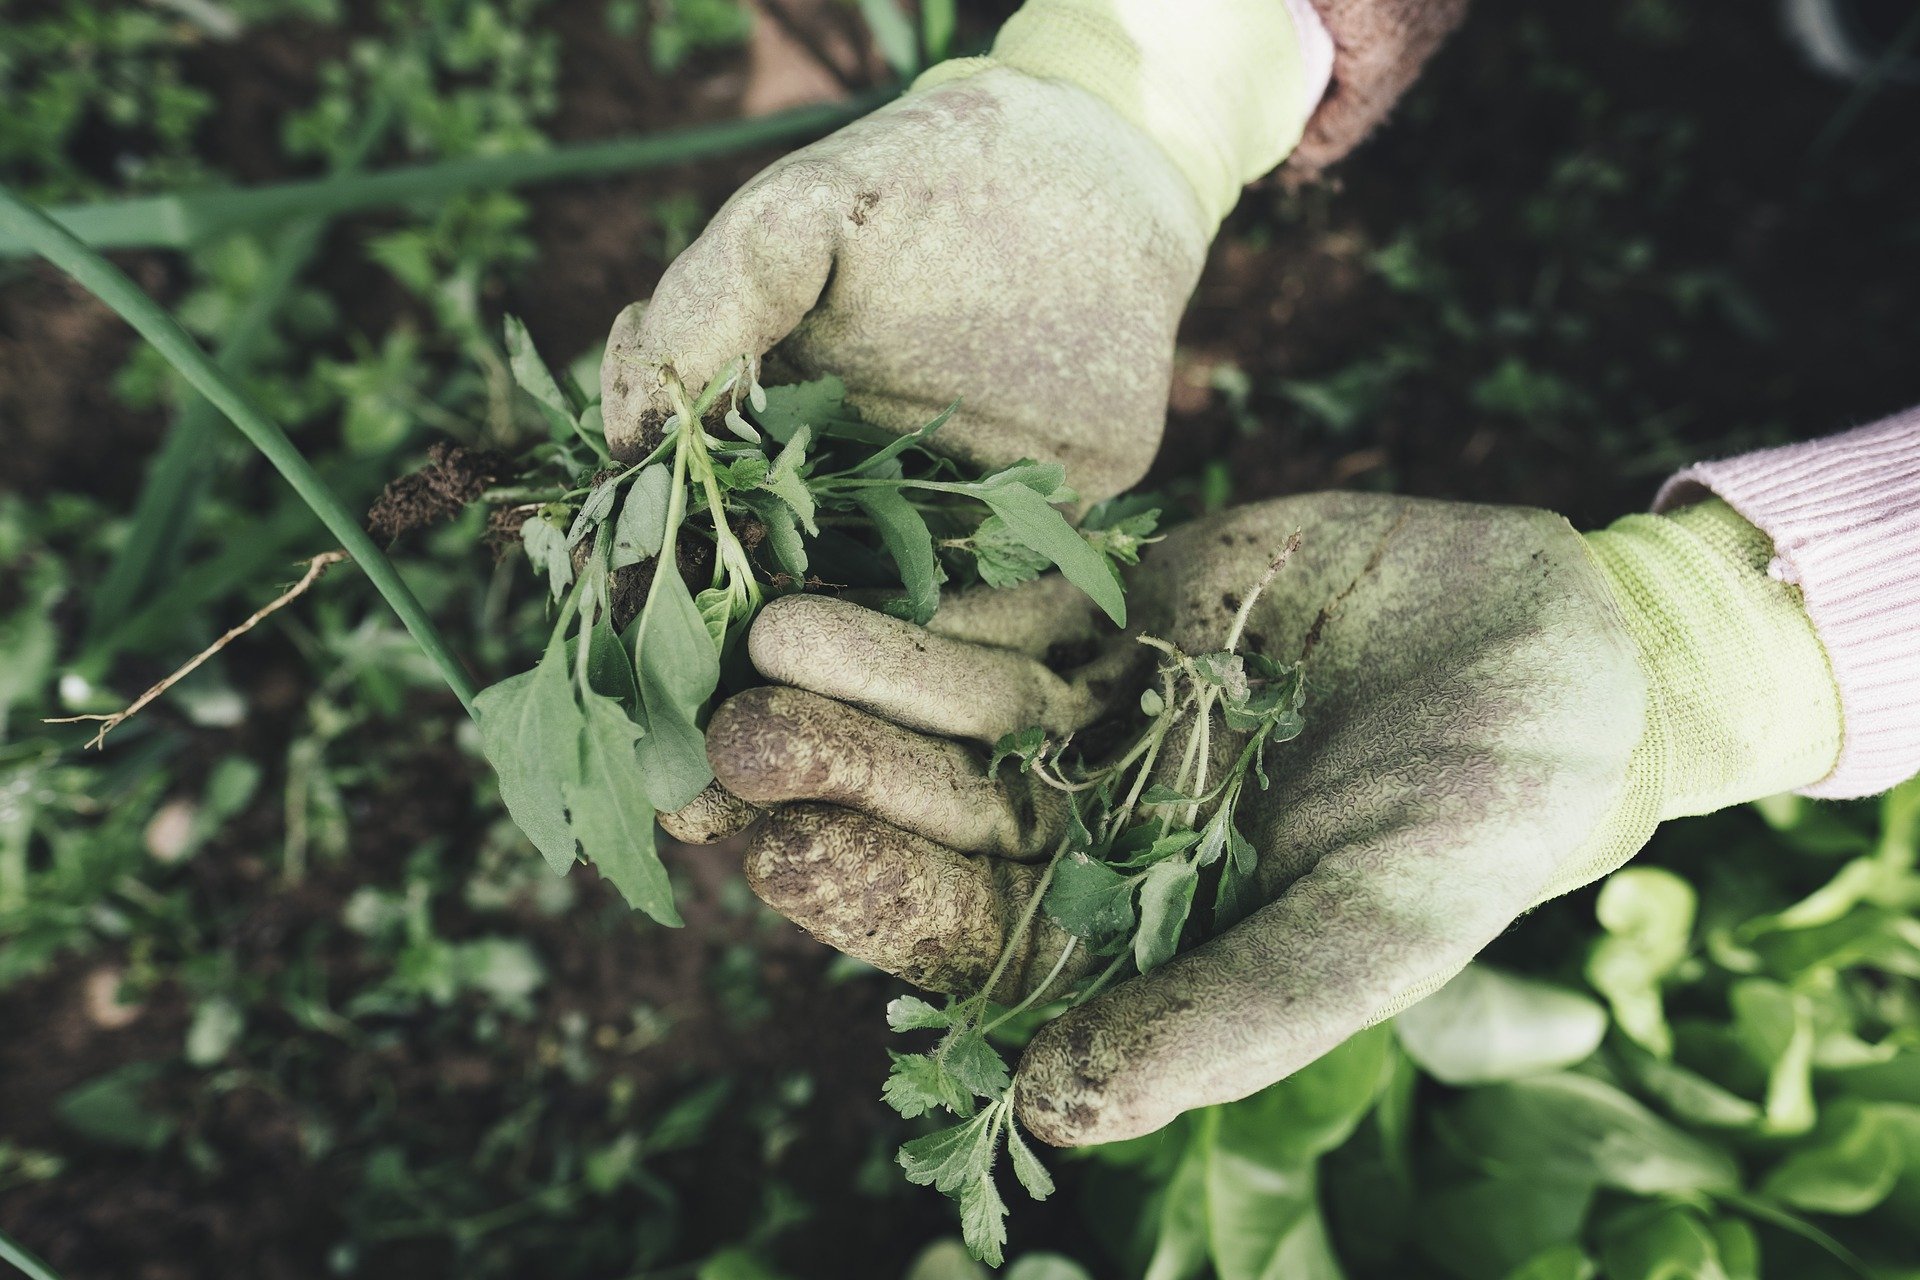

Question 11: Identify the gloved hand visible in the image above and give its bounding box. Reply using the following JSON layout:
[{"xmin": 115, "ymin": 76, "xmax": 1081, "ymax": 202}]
[
  {"xmin": 599, "ymin": 0, "xmax": 1467, "ymax": 503},
  {"xmin": 688, "ymin": 492, "xmax": 1843, "ymax": 1145}
]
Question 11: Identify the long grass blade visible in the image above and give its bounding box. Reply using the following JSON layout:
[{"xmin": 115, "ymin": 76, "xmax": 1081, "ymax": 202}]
[
  {"xmin": 0, "ymin": 185, "xmax": 479, "ymax": 715},
  {"xmin": 0, "ymin": 95, "xmax": 885, "ymax": 256}
]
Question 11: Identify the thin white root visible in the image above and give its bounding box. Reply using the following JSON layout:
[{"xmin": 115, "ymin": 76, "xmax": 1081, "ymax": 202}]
[{"xmin": 46, "ymin": 550, "xmax": 350, "ymax": 749}]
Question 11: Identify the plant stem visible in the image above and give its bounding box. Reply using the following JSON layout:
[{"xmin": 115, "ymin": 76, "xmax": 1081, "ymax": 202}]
[
  {"xmin": 0, "ymin": 1227, "xmax": 63, "ymax": 1280},
  {"xmin": 0, "ymin": 185, "xmax": 480, "ymax": 716}
]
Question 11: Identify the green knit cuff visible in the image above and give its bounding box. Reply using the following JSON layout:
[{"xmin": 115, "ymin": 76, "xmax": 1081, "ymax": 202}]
[{"xmin": 1585, "ymin": 499, "xmax": 1843, "ymax": 821}]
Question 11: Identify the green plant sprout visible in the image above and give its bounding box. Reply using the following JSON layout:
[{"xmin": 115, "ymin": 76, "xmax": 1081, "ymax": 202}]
[{"xmin": 881, "ymin": 542, "xmax": 1308, "ymax": 1263}]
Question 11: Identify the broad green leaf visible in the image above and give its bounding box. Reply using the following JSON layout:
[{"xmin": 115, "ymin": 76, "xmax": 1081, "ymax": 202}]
[
  {"xmin": 1762, "ymin": 1102, "xmax": 1901, "ymax": 1213},
  {"xmin": 504, "ymin": 315, "xmax": 579, "ymax": 437},
  {"xmin": 1618, "ymin": 1047, "xmax": 1762, "ymax": 1129},
  {"xmin": 850, "ymin": 486, "xmax": 940, "ymax": 624},
  {"xmin": 474, "ymin": 633, "xmax": 582, "ymax": 874},
  {"xmin": 1416, "ymin": 1176, "xmax": 1593, "ymax": 1280},
  {"xmin": 1134, "ymin": 860, "xmax": 1198, "ymax": 973},
  {"xmin": 585, "ymin": 613, "xmax": 641, "ymax": 713},
  {"xmin": 57, "ymin": 1064, "xmax": 176, "ymax": 1153},
  {"xmin": 567, "ymin": 692, "xmax": 680, "ymax": 926},
  {"xmin": 694, "ymin": 586, "xmax": 733, "ymax": 650},
  {"xmin": 1143, "ymin": 1113, "xmax": 1215, "ymax": 1280},
  {"xmin": 612, "ymin": 464, "xmax": 672, "ymax": 568},
  {"xmin": 1219, "ymin": 1023, "xmax": 1395, "ymax": 1167},
  {"xmin": 1499, "ymin": 1244, "xmax": 1596, "ymax": 1280},
  {"xmin": 1597, "ymin": 1205, "xmax": 1732, "ymax": 1280},
  {"xmin": 977, "ymin": 481, "xmax": 1125, "ymax": 626},
  {"xmin": 1588, "ymin": 867, "xmax": 1697, "ymax": 1057},
  {"xmin": 1202, "ymin": 1145, "xmax": 1317, "ymax": 1280},
  {"xmin": 521, "ymin": 514, "xmax": 575, "ymax": 600},
  {"xmin": 1447, "ymin": 1073, "xmax": 1739, "ymax": 1195},
  {"xmin": 1395, "ymin": 964, "xmax": 1607, "ymax": 1085},
  {"xmin": 751, "ymin": 375, "xmax": 845, "ymax": 444},
  {"xmin": 632, "ymin": 562, "xmax": 718, "ymax": 810},
  {"xmin": 1731, "ymin": 978, "xmax": 1817, "ymax": 1135},
  {"xmin": 1045, "ymin": 853, "xmax": 1137, "ymax": 944}
]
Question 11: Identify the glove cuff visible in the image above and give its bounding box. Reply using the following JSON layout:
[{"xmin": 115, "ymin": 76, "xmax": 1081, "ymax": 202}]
[
  {"xmin": 916, "ymin": 0, "xmax": 1331, "ymax": 230},
  {"xmin": 1583, "ymin": 500, "xmax": 1843, "ymax": 822}
]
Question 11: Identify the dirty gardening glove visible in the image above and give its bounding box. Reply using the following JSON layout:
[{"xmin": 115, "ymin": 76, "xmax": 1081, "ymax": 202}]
[
  {"xmin": 697, "ymin": 491, "xmax": 1842, "ymax": 1146},
  {"xmin": 600, "ymin": 0, "xmax": 1348, "ymax": 504}
]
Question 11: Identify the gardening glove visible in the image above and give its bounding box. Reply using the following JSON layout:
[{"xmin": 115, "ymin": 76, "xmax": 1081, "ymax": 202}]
[
  {"xmin": 694, "ymin": 491, "xmax": 1842, "ymax": 1145},
  {"xmin": 600, "ymin": 0, "xmax": 1467, "ymax": 502}
]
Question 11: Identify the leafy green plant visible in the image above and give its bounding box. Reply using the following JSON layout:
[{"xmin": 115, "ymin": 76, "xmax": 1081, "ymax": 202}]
[
  {"xmin": 475, "ymin": 328, "xmax": 1147, "ymax": 926},
  {"xmin": 879, "ymin": 545, "xmax": 1307, "ymax": 1262}
]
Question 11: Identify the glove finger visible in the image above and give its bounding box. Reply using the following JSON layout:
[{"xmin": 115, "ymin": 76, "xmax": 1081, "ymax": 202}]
[
  {"xmin": 922, "ymin": 575, "xmax": 1108, "ymax": 658},
  {"xmin": 707, "ymin": 686, "xmax": 1065, "ymax": 859},
  {"xmin": 744, "ymin": 803, "xmax": 1090, "ymax": 1000},
  {"xmin": 748, "ymin": 594, "xmax": 1140, "ymax": 744},
  {"xmin": 1012, "ymin": 833, "xmax": 1545, "ymax": 1148},
  {"xmin": 657, "ymin": 781, "xmax": 761, "ymax": 845},
  {"xmin": 600, "ymin": 163, "xmax": 844, "ymax": 460}
]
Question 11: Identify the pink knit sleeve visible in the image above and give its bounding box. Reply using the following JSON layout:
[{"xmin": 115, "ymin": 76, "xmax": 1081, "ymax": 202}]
[{"xmin": 1655, "ymin": 408, "xmax": 1920, "ymax": 799}]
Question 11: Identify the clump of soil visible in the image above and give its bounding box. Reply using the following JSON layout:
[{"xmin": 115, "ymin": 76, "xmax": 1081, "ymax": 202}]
[{"xmin": 366, "ymin": 442, "xmax": 512, "ymax": 544}]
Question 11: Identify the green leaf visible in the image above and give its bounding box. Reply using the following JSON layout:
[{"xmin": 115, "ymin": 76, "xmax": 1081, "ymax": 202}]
[
  {"xmin": 1499, "ymin": 1245, "xmax": 1596, "ymax": 1280},
  {"xmin": 1045, "ymin": 853, "xmax": 1137, "ymax": 944},
  {"xmin": 752, "ymin": 375, "xmax": 845, "ymax": 444},
  {"xmin": 1417, "ymin": 1177, "xmax": 1594, "ymax": 1280},
  {"xmin": 1006, "ymin": 1119, "xmax": 1054, "ymax": 1201},
  {"xmin": 888, "ymin": 996, "xmax": 955, "ymax": 1032},
  {"xmin": 900, "ymin": 1110, "xmax": 996, "ymax": 1194},
  {"xmin": 988, "ymin": 726, "xmax": 1047, "ymax": 777},
  {"xmin": 762, "ymin": 424, "xmax": 818, "ymax": 534},
  {"xmin": 1447, "ymin": 1073, "xmax": 1740, "ymax": 1196},
  {"xmin": 1394, "ymin": 964, "xmax": 1607, "ymax": 1085},
  {"xmin": 521, "ymin": 514, "xmax": 575, "ymax": 600},
  {"xmin": 976, "ymin": 481, "xmax": 1125, "ymax": 626},
  {"xmin": 633, "ymin": 563, "xmax": 719, "ymax": 810},
  {"xmin": 57, "ymin": 1064, "xmax": 176, "ymax": 1153},
  {"xmin": 745, "ymin": 495, "xmax": 808, "ymax": 580},
  {"xmin": 851, "ymin": 486, "xmax": 941, "ymax": 625},
  {"xmin": 1587, "ymin": 867, "xmax": 1696, "ymax": 1057},
  {"xmin": 1135, "ymin": 859, "xmax": 1198, "ymax": 973},
  {"xmin": 585, "ymin": 613, "xmax": 641, "ymax": 713},
  {"xmin": 849, "ymin": 401, "xmax": 959, "ymax": 476},
  {"xmin": 885, "ymin": 1051, "xmax": 975, "ymax": 1119},
  {"xmin": 504, "ymin": 314, "xmax": 579, "ymax": 438},
  {"xmin": 986, "ymin": 460, "xmax": 1073, "ymax": 501},
  {"xmin": 1597, "ymin": 1205, "xmax": 1733, "ymax": 1280},
  {"xmin": 960, "ymin": 1168, "xmax": 1010, "ymax": 1267},
  {"xmin": 474, "ymin": 633, "xmax": 582, "ymax": 874},
  {"xmin": 612, "ymin": 464, "xmax": 673, "ymax": 568},
  {"xmin": 942, "ymin": 1028, "xmax": 1011, "ymax": 1100},
  {"xmin": 859, "ymin": 0, "xmax": 921, "ymax": 76},
  {"xmin": 1731, "ymin": 978, "xmax": 1817, "ymax": 1135},
  {"xmin": 1762, "ymin": 1102, "xmax": 1901, "ymax": 1213},
  {"xmin": 567, "ymin": 692, "xmax": 680, "ymax": 926},
  {"xmin": 970, "ymin": 515, "xmax": 1051, "ymax": 590}
]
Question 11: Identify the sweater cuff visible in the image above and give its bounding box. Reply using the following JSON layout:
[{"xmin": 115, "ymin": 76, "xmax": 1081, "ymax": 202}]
[{"xmin": 1655, "ymin": 408, "xmax": 1920, "ymax": 799}]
